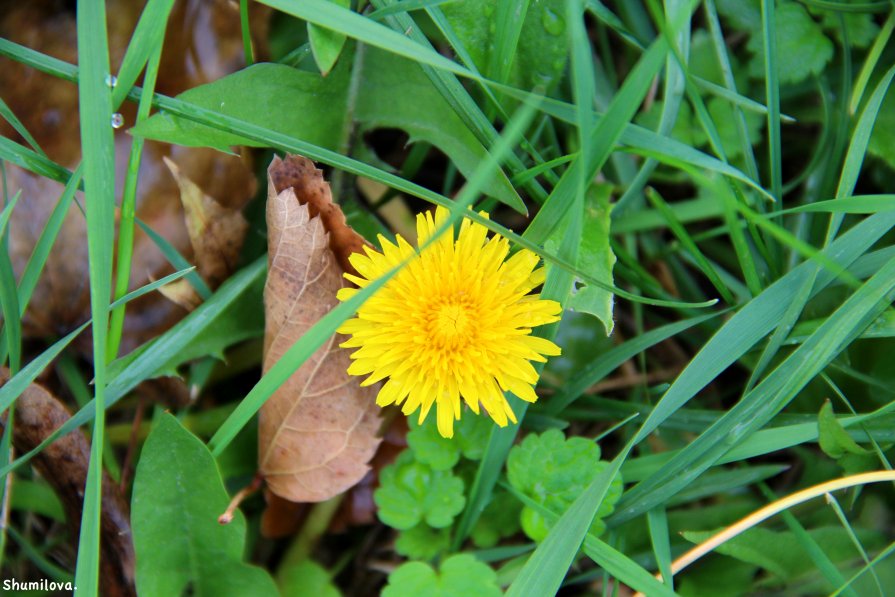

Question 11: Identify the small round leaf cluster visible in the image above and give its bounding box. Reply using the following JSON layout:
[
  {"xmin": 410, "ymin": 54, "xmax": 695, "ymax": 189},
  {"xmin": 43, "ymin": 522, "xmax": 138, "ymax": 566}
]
[
  {"xmin": 382, "ymin": 554, "xmax": 501, "ymax": 597},
  {"xmin": 507, "ymin": 428, "xmax": 623, "ymax": 542},
  {"xmin": 374, "ymin": 451, "xmax": 466, "ymax": 530}
]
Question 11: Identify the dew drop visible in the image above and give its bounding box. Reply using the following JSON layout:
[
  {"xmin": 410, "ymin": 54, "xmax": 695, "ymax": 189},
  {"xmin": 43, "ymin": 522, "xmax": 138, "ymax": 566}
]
[
  {"xmin": 111, "ymin": 113, "xmax": 124, "ymax": 129},
  {"xmin": 105, "ymin": 74, "xmax": 118, "ymax": 88},
  {"xmin": 541, "ymin": 8, "xmax": 565, "ymax": 36}
]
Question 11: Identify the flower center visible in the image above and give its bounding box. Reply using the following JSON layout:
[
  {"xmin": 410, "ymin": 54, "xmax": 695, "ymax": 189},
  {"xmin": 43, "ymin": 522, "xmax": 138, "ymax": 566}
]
[{"xmin": 432, "ymin": 302, "xmax": 473, "ymax": 347}]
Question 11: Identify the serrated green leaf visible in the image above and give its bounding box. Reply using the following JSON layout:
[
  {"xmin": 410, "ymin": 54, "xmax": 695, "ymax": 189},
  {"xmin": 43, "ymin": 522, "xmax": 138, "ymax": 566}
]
[
  {"xmin": 813, "ymin": 5, "xmax": 880, "ymax": 48},
  {"xmin": 395, "ymin": 524, "xmax": 451, "ymax": 561},
  {"xmin": 507, "ymin": 429, "xmax": 622, "ymax": 542},
  {"xmin": 308, "ymin": 0, "xmax": 351, "ymax": 75},
  {"xmin": 546, "ymin": 184, "xmax": 615, "ymax": 334},
  {"xmin": 747, "ymin": 2, "xmax": 833, "ymax": 84},
  {"xmin": 819, "ymin": 400, "xmax": 869, "ymax": 459},
  {"xmin": 375, "ymin": 451, "xmax": 466, "ymax": 530},
  {"xmin": 131, "ymin": 413, "xmax": 277, "ymax": 596},
  {"xmin": 382, "ymin": 554, "xmax": 501, "ymax": 597}
]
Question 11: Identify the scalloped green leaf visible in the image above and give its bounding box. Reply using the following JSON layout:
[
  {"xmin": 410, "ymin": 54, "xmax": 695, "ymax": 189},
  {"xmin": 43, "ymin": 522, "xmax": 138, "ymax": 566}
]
[
  {"xmin": 395, "ymin": 524, "xmax": 451, "ymax": 561},
  {"xmin": 375, "ymin": 450, "xmax": 466, "ymax": 530},
  {"xmin": 382, "ymin": 554, "xmax": 501, "ymax": 597},
  {"xmin": 308, "ymin": 0, "xmax": 350, "ymax": 75},
  {"xmin": 407, "ymin": 409, "xmax": 492, "ymax": 470},
  {"xmin": 746, "ymin": 2, "xmax": 833, "ymax": 84},
  {"xmin": 818, "ymin": 400, "xmax": 869, "ymax": 459},
  {"xmin": 507, "ymin": 428, "xmax": 622, "ymax": 542},
  {"xmin": 131, "ymin": 413, "xmax": 278, "ymax": 597}
]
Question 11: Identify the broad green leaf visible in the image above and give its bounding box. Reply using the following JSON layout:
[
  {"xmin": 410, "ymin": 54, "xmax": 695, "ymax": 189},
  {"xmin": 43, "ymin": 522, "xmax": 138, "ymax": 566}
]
[
  {"xmin": 746, "ymin": 2, "xmax": 833, "ymax": 84},
  {"xmin": 308, "ymin": 0, "xmax": 351, "ymax": 75},
  {"xmin": 382, "ymin": 554, "xmax": 501, "ymax": 597},
  {"xmin": 813, "ymin": 5, "xmax": 880, "ymax": 48},
  {"xmin": 819, "ymin": 401, "xmax": 869, "ymax": 459},
  {"xmin": 279, "ymin": 560, "xmax": 341, "ymax": 597},
  {"xmin": 442, "ymin": 0, "xmax": 573, "ymax": 91},
  {"xmin": 131, "ymin": 413, "xmax": 277, "ymax": 596},
  {"xmin": 716, "ymin": 0, "xmax": 761, "ymax": 30},
  {"xmin": 133, "ymin": 54, "xmax": 520, "ymax": 208},
  {"xmin": 374, "ymin": 451, "xmax": 466, "ymax": 530}
]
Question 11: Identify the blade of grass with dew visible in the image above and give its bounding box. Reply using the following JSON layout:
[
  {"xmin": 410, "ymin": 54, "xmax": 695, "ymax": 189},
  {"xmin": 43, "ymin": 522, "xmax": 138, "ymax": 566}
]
[
  {"xmin": 209, "ymin": 100, "xmax": 540, "ymax": 455},
  {"xmin": 0, "ymin": 39, "xmax": 716, "ymax": 310},
  {"xmin": 0, "ymin": 258, "xmax": 264, "ymax": 479},
  {"xmin": 110, "ymin": 0, "xmax": 175, "ymax": 110},
  {"xmin": 615, "ymin": 256, "xmax": 895, "ymax": 523},
  {"xmin": 0, "ymin": 96, "xmax": 46, "ymax": 157},
  {"xmin": 108, "ymin": 44, "xmax": 164, "ymax": 360},
  {"xmin": 74, "ymin": 0, "xmax": 116, "ymax": 590}
]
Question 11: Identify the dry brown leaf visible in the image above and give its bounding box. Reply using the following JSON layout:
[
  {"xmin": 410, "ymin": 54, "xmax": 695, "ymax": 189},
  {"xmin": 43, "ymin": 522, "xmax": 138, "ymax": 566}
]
[
  {"xmin": 268, "ymin": 155, "xmax": 369, "ymax": 275},
  {"xmin": 0, "ymin": 369, "xmax": 135, "ymax": 597},
  {"xmin": 163, "ymin": 156, "xmax": 249, "ymax": 287},
  {"xmin": 258, "ymin": 156, "xmax": 381, "ymax": 503},
  {"xmin": 156, "ymin": 277, "xmax": 203, "ymax": 312}
]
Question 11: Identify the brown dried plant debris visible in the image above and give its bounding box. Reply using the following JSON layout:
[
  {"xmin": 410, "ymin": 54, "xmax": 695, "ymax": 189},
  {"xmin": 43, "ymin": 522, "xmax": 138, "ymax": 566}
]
[
  {"xmin": 0, "ymin": 0, "xmax": 259, "ymax": 357},
  {"xmin": 0, "ymin": 369, "xmax": 135, "ymax": 597},
  {"xmin": 258, "ymin": 155, "xmax": 381, "ymax": 505}
]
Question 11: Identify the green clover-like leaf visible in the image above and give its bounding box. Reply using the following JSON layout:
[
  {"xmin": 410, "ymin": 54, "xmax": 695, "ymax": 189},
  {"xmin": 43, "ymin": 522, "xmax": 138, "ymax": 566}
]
[
  {"xmin": 746, "ymin": 2, "xmax": 833, "ymax": 85},
  {"xmin": 374, "ymin": 451, "xmax": 466, "ymax": 530},
  {"xmin": 507, "ymin": 429, "xmax": 622, "ymax": 542},
  {"xmin": 382, "ymin": 554, "xmax": 501, "ymax": 597},
  {"xmin": 407, "ymin": 412, "xmax": 492, "ymax": 471},
  {"xmin": 470, "ymin": 489, "xmax": 522, "ymax": 548},
  {"xmin": 395, "ymin": 524, "xmax": 451, "ymax": 561}
]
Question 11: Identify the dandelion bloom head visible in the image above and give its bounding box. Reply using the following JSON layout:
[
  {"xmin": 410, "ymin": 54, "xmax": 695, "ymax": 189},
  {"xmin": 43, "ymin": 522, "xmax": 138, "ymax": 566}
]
[{"xmin": 336, "ymin": 206, "xmax": 562, "ymax": 438}]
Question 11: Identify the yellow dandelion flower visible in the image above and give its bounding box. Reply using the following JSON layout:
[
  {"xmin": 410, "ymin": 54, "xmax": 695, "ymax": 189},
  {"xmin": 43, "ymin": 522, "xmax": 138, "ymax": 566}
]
[{"xmin": 336, "ymin": 206, "xmax": 562, "ymax": 439}]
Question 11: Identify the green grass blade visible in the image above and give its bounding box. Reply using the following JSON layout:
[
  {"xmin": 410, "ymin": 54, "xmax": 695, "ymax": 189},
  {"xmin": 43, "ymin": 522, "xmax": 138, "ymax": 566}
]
[
  {"xmin": 616, "ymin": 255, "xmax": 895, "ymax": 523},
  {"xmin": 0, "ymin": 96, "xmax": 47, "ymax": 157},
  {"xmin": 490, "ymin": 0, "xmax": 531, "ymax": 82},
  {"xmin": 849, "ymin": 10, "xmax": 895, "ymax": 114},
  {"xmin": 648, "ymin": 507, "xmax": 673, "ymax": 589},
  {"xmin": 135, "ymin": 218, "xmax": 212, "ymax": 299},
  {"xmin": 761, "ymin": 0, "xmax": 782, "ymax": 203},
  {"xmin": 74, "ymin": 0, "xmax": 117, "ymax": 590},
  {"xmin": 108, "ymin": 44, "xmax": 164, "ymax": 360}
]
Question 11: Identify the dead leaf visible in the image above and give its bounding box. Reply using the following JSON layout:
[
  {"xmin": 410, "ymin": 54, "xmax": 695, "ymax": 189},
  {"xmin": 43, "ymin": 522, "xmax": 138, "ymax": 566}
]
[
  {"xmin": 268, "ymin": 155, "xmax": 370, "ymax": 275},
  {"xmin": 164, "ymin": 156, "xmax": 249, "ymax": 287},
  {"xmin": 258, "ymin": 156, "xmax": 381, "ymax": 503},
  {"xmin": 157, "ymin": 277, "xmax": 203, "ymax": 312},
  {"xmin": 0, "ymin": 369, "xmax": 135, "ymax": 597}
]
